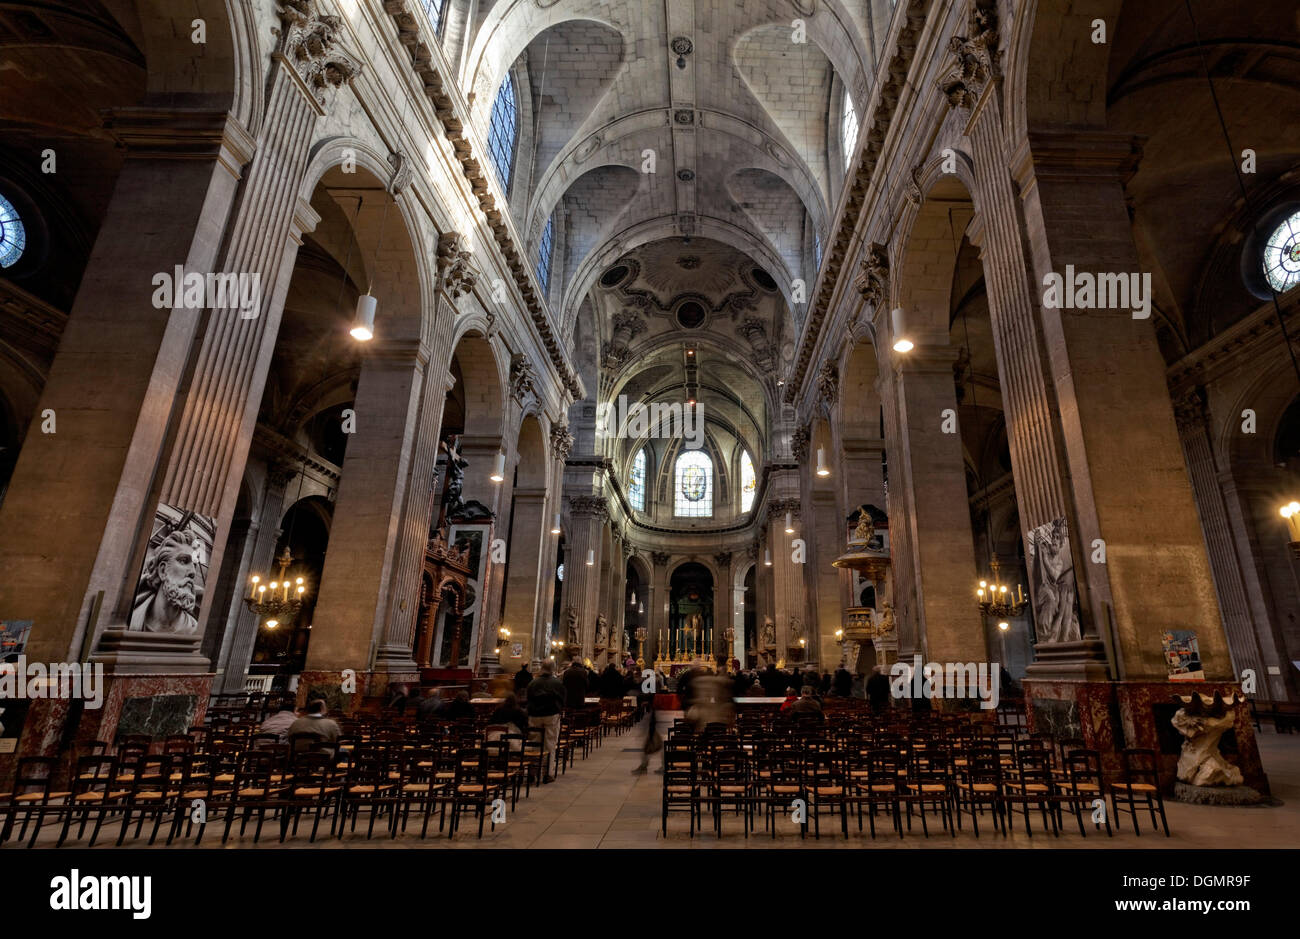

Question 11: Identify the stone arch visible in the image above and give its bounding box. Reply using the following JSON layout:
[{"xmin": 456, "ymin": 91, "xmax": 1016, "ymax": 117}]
[
  {"xmin": 891, "ymin": 174, "xmax": 977, "ymax": 343},
  {"xmin": 447, "ymin": 332, "xmax": 507, "ymax": 439},
  {"xmin": 514, "ymin": 412, "xmax": 549, "ymax": 489}
]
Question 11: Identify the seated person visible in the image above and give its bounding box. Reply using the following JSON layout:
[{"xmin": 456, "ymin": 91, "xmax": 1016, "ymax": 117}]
[
  {"xmin": 287, "ymin": 698, "xmax": 341, "ymax": 758},
  {"xmin": 488, "ymin": 693, "xmax": 530, "ymax": 750},
  {"xmin": 746, "ymin": 679, "xmax": 766, "ymax": 697},
  {"xmin": 442, "ymin": 690, "xmax": 474, "ymax": 721},
  {"xmin": 258, "ymin": 698, "xmax": 299, "ymax": 742},
  {"xmin": 791, "ymin": 686, "xmax": 823, "ymax": 715},
  {"xmin": 779, "ymin": 688, "xmax": 799, "ymax": 713}
]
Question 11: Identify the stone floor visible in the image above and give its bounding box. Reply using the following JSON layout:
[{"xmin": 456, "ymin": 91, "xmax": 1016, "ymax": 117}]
[{"xmin": 14, "ymin": 713, "xmax": 1300, "ymax": 849}]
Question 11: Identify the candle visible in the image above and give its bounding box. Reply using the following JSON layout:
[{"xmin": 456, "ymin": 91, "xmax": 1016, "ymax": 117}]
[{"xmin": 249, "ymin": 575, "xmax": 260, "ymax": 600}]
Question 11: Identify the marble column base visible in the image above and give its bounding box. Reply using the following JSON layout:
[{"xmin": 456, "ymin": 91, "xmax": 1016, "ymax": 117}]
[
  {"xmin": 1023, "ymin": 638, "xmax": 1111, "ymax": 681},
  {"xmin": 1023, "ymin": 678, "xmax": 1269, "ymax": 793}
]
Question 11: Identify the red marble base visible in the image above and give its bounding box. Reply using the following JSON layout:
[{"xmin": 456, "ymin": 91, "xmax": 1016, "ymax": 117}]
[
  {"xmin": 1023, "ymin": 678, "xmax": 1267, "ymax": 794},
  {"xmin": 0, "ymin": 672, "xmax": 213, "ymax": 790}
]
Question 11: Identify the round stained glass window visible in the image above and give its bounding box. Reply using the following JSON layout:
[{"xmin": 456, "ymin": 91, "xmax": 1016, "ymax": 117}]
[
  {"xmin": 0, "ymin": 193, "xmax": 26, "ymax": 269},
  {"xmin": 1263, "ymin": 210, "xmax": 1300, "ymax": 293}
]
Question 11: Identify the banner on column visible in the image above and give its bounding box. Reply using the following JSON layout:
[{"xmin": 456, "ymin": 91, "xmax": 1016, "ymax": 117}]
[{"xmin": 128, "ymin": 505, "xmax": 216, "ymax": 634}]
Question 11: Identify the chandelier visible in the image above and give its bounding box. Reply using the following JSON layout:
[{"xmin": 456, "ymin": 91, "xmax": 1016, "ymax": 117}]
[
  {"xmin": 976, "ymin": 558, "xmax": 1027, "ymax": 619},
  {"xmin": 245, "ymin": 466, "xmax": 310, "ymax": 629},
  {"xmin": 245, "ymin": 544, "xmax": 306, "ymax": 629}
]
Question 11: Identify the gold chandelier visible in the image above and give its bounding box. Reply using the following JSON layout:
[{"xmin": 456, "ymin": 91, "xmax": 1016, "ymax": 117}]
[
  {"xmin": 245, "ymin": 544, "xmax": 306, "ymax": 629},
  {"xmin": 976, "ymin": 558, "xmax": 1027, "ymax": 619}
]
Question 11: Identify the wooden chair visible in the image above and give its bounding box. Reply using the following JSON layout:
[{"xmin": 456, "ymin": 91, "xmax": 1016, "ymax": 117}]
[
  {"xmin": 1055, "ymin": 748, "xmax": 1111, "ymax": 837},
  {"xmin": 1002, "ymin": 750, "xmax": 1058, "ymax": 837},
  {"xmin": 0, "ymin": 756, "xmax": 68, "ymax": 848},
  {"xmin": 280, "ymin": 753, "xmax": 342, "ymax": 842},
  {"xmin": 57, "ymin": 755, "xmax": 127, "ymax": 847},
  {"xmin": 953, "ymin": 749, "xmax": 1005, "ymax": 837},
  {"xmin": 1110, "ymin": 748, "xmax": 1170, "ymax": 836},
  {"xmin": 661, "ymin": 747, "xmax": 701, "ymax": 838}
]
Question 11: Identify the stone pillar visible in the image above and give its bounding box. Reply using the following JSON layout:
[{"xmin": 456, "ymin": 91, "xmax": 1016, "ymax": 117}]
[
  {"xmin": 0, "ymin": 109, "xmax": 253, "ymax": 667},
  {"xmin": 1173, "ymin": 388, "xmax": 1274, "ymax": 700},
  {"xmin": 213, "ymin": 461, "xmax": 295, "ymax": 693},
  {"xmin": 307, "ymin": 339, "xmax": 431, "ymax": 677},
  {"xmin": 807, "ymin": 487, "xmax": 844, "ymax": 668},
  {"xmin": 1012, "ymin": 128, "xmax": 1231, "ymax": 681},
  {"xmin": 889, "ymin": 346, "xmax": 985, "ymax": 666},
  {"xmin": 647, "ymin": 551, "xmax": 671, "ymax": 663},
  {"xmin": 500, "ymin": 485, "xmax": 548, "ymax": 665},
  {"xmin": 713, "ymin": 552, "xmax": 732, "ymax": 664},
  {"xmin": 765, "ymin": 483, "xmax": 805, "ymax": 662},
  {"xmin": 564, "ymin": 494, "xmax": 609, "ymax": 658}
]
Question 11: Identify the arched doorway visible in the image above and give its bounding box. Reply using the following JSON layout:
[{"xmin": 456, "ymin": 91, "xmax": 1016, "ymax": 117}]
[{"xmin": 668, "ymin": 562, "xmax": 713, "ymax": 662}]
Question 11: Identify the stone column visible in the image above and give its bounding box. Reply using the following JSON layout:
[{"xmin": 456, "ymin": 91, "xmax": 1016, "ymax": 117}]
[
  {"xmin": 807, "ymin": 487, "xmax": 844, "ymax": 668},
  {"xmin": 765, "ymin": 483, "xmax": 805, "ymax": 662},
  {"xmin": 1012, "ymin": 129, "xmax": 1231, "ymax": 681},
  {"xmin": 213, "ymin": 461, "xmax": 295, "ymax": 692},
  {"xmin": 1173, "ymin": 388, "xmax": 1273, "ymax": 699},
  {"xmin": 890, "ymin": 346, "xmax": 986, "ymax": 666},
  {"xmin": 307, "ymin": 339, "xmax": 430, "ymax": 675},
  {"xmin": 712, "ymin": 552, "xmax": 732, "ymax": 663},
  {"xmin": 0, "ymin": 108, "xmax": 254, "ymax": 666},
  {"xmin": 647, "ymin": 551, "xmax": 671, "ymax": 663},
  {"xmin": 564, "ymin": 494, "xmax": 609, "ymax": 658},
  {"xmin": 500, "ymin": 485, "xmax": 548, "ymax": 665}
]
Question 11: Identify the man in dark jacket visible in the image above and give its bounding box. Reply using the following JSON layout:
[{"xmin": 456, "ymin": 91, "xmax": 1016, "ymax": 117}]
[
  {"xmin": 598, "ymin": 663, "xmax": 625, "ymax": 719},
  {"xmin": 514, "ymin": 664, "xmax": 533, "ymax": 694},
  {"xmin": 866, "ymin": 665, "xmax": 891, "ymax": 712},
  {"xmin": 526, "ymin": 660, "xmax": 566, "ymax": 782},
  {"xmin": 761, "ymin": 664, "xmax": 787, "ymax": 698},
  {"xmin": 562, "ymin": 659, "xmax": 589, "ymax": 709},
  {"xmin": 833, "ymin": 666, "xmax": 853, "ymax": 697}
]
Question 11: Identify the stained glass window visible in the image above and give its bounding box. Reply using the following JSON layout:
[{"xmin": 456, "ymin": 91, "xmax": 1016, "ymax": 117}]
[
  {"xmin": 740, "ymin": 450, "xmax": 756, "ymax": 513},
  {"xmin": 674, "ymin": 449, "xmax": 712, "ymax": 518},
  {"xmin": 628, "ymin": 448, "xmax": 646, "ymax": 512},
  {"xmin": 536, "ymin": 215, "xmax": 554, "ymax": 292},
  {"xmin": 0, "ymin": 193, "xmax": 25, "ymax": 269},
  {"xmin": 841, "ymin": 92, "xmax": 859, "ymax": 170},
  {"xmin": 421, "ymin": 0, "xmax": 448, "ymax": 35},
  {"xmin": 1264, "ymin": 210, "xmax": 1300, "ymax": 294},
  {"xmin": 487, "ymin": 73, "xmax": 518, "ymax": 190},
  {"xmin": 814, "ymin": 232, "xmax": 822, "ymax": 270}
]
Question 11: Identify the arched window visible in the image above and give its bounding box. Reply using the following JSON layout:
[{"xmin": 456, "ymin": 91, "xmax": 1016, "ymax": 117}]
[
  {"xmin": 0, "ymin": 193, "xmax": 26, "ymax": 269},
  {"xmin": 1263, "ymin": 209, "xmax": 1300, "ymax": 293},
  {"xmin": 487, "ymin": 73, "xmax": 518, "ymax": 189},
  {"xmin": 674, "ymin": 449, "xmax": 713, "ymax": 518},
  {"xmin": 421, "ymin": 0, "xmax": 448, "ymax": 35},
  {"xmin": 739, "ymin": 450, "xmax": 756, "ymax": 513},
  {"xmin": 840, "ymin": 92, "xmax": 859, "ymax": 171},
  {"xmin": 813, "ymin": 231, "xmax": 822, "ymax": 270},
  {"xmin": 536, "ymin": 214, "xmax": 555, "ymax": 292},
  {"xmin": 628, "ymin": 448, "xmax": 646, "ymax": 512}
]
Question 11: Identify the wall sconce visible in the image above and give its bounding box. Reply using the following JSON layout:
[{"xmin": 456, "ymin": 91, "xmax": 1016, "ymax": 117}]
[{"xmin": 891, "ymin": 307, "xmax": 913, "ymax": 353}]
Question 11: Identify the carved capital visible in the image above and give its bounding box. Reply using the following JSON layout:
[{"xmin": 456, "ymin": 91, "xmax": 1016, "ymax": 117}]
[
  {"xmin": 651, "ymin": 551, "xmax": 671, "ymax": 567},
  {"xmin": 790, "ymin": 425, "xmax": 810, "ymax": 463},
  {"xmin": 766, "ymin": 498, "xmax": 801, "ymax": 523},
  {"xmin": 817, "ymin": 359, "xmax": 839, "ymax": 406},
  {"xmin": 714, "ymin": 551, "xmax": 732, "ymax": 569},
  {"xmin": 1173, "ymin": 386, "xmax": 1210, "ymax": 434},
  {"xmin": 550, "ymin": 423, "xmax": 575, "ymax": 461},
  {"xmin": 436, "ymin": 231, "xmax": 478, "ymax": 300},
  {"xmin": 276, "ymin": 0, "xmax": 362, "ymax": 108},
  {"xmin": 937, "ymin": 0, "xmax": 999, "ymax": 110},
  {"xmin": 568, "ymin": 494, "xmax": 610, "ymax": 521},
  {"xmin": 854, "ymin": 241, "xmax": 889, "ymax": 309},
  {"xmin": 509, "ymin": 353, "xmax": 538, "ymax": 402}
]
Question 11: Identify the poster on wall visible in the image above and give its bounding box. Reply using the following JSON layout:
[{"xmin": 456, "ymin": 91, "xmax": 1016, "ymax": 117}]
[
  {"xmin": 1162, "ymin": 630, "xmax": 1205, "ymax": 681},
  {"xmin": 0, "ymin": 620, "xmax": 32, "ymax": 663},
  {"xmin": 1025, "ymin": 517, "xmax": 1082, "ymax": 643},
  {"xmin": 128, "ymin": 504, "xmax": 216, "ymax": 634}
]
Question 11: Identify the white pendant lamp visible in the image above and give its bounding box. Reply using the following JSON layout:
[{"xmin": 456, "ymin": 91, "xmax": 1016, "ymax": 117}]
[
  {"xmin": 489, "ymin": 451, "xmax": 505, "ymax": 483},
  {"xmin": 816, "ymin": 447, "xmax": 830, "ymax": 477},
  {"xmin": 891, "ymin": 306, "xmax": 913, "ymax": 353},
  {"xmin": 551, "ymin": 513, "xmax": 562, "ymax": 534},
  {"xmin": 350, "ymin": 293, "xmax": 377, "ymax": 341}
]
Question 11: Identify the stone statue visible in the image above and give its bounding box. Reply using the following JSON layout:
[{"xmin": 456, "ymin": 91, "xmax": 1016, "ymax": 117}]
[
  {"xmin": 760, "ymin": 617, "xmax": 776, "ymax": 649},
  {"xmin": 789, "ymin": 617, "xmax": 804, "ymax": 643},
  {"xmin": 564, "ymin": 606, "xmax": 580, "ymax": 646},
  {"xmin": 130, "ymin": 527, "xmax": 205, "ymax": 634},
  {"xmin": 852, "ymin": 504, "xmax": 875, "ymax": 544},
  {"xmin": 594, "ymin": 614, "xmax": 609, "ymax": 650},
  {"xmin": 439, "ymin": 435, "xmax": 467, "ymax": 514},
  {"xmin": 1171, "ymin": 692, "xmax": 1244, "ymax": 787},
  {"xmin": 878, "ymin": 602, "xmax": 896, "ymax": 634}
]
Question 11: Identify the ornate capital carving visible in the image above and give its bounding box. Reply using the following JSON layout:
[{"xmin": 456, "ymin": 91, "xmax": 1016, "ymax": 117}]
[
  {"xmin": 1173, "ymin": 386, "xmax": 1210, "ymax": 434},
  {"xmin": 937, "ymin": 0, "xmax": 999, "ymax": 110},
  {"xmin": 568, "ymin": 494, "xmax": 610, "ymax": 521},
  {"xmin": 714, "ymin": 551, "xmax": 732, "ymax": 569},
  {"xmin": 509, "ymin": 353, "xmax": 538, "ymax": 402},
  {"xmin": 766, "ymin": 498, "xmax": 801, "ymax": 523},
  {"xmin": 817, "ymin": 359, "xmax": 839, "ymax": 406},
  {"xmin": 436, "ymin": 231, "xmax": 478, "ymax": 300},
  {"xmin": 267, "ymin": 459, "xmax": 299, "ymax": 490},
  {"xmin": 854, "ymin": 241, "xmax": 889, "ymax": 309},
  {"xmin": 549, "ymin": 423, "xmax": 575, "ymax": 461},
  {"xmin": 790, "ymin": 425, "xmax": 810, "ymax": 463},
  {"xmin": 651, "ymin": 551, "xmax": 671, "ymax": 567},
  {"xmin": 276, "ymin": 0, "xmax": 362, "ymax": 108}
]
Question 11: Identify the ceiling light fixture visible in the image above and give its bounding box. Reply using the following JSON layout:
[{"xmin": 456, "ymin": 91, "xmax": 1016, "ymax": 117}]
[
  {"xmin": 489, "ymin": 451, "xmax": 506, "ymax": 483},
  {"xmin": 551, "ymin": 513, "xmax": 562, "ymax": 535},
  {"xmin": 891, "ymin": 307, "xmax": 914, "ymax": 353},
  {"xmin": 785, "ymin": 511, "xmax": 795, "ymax": 534},
  {"xmin": 816, "ymin": 447, "xmax": 830, "ymax": 477}
]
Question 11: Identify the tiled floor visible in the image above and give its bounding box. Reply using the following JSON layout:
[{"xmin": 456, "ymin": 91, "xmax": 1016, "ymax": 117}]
[{"xmin": 14, "ymin": 713, "xmax": 1300, "ymax": 849}]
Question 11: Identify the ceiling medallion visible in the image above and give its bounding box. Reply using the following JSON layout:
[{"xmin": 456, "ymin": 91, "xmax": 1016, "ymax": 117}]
[
  {"xmin": 673, "ymin": 108, "xmax": 695, "ymax": 125},
  {"xmin": 677, "ymin": 256, "xmax": 701, "ymax": 269},
  {"xmin": 676, "ymin": 169, "xmax": 695, "ymax": 181},
  {"xmin": 670, "ymin": 37, "xmax": 694, "ymax": 56}
]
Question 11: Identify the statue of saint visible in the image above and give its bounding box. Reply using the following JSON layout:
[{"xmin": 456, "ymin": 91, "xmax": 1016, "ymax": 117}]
[
  {"xmin": 439, "ymin": 435, "xmax": 468, "ymax": 516},
  {"xmin": 878, "ymin": 602, "xmax": 896, "ymax": 633},
  {"xmin": 760, "ymin": 616, "xmax": 776, "ymax": 649},
  {"xmin": 594, "ymin": 614, "xmax": 609, "ymax": 649},
  {"xmin": 852, "ymin": 504, "xmax": 875, "ymax": 544},
  {"xmin": 564, "ymin": 606, "xmax": 580, "ymax": 646},
  {"xmin": 789, "ymin": 617, "xmax": 804, "ymax": 643}
]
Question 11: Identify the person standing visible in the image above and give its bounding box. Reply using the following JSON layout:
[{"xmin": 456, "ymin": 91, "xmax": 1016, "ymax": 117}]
[
  {"xmin": 598, "ymin": 662, "xmax": 625, "ymax": 720},
  {"xmin": 866, "ymin": 665, "xmax": 891, "ymax": 712},
  {"xmin": 525, "ymin": 660, "xmax": 565, "ymax": 783},
  {"xmin": 562, "ymin": 658, "xmax": 589, "ymax": 710},
  {"xmin": 833, "ymin": 665, "xmax": 853, "ymax": 697},
  {"xmin": 514, "ymin": 663, "xmax": 533, "ymax": 694}
]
